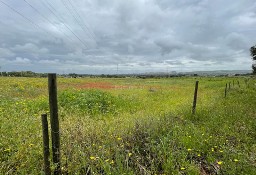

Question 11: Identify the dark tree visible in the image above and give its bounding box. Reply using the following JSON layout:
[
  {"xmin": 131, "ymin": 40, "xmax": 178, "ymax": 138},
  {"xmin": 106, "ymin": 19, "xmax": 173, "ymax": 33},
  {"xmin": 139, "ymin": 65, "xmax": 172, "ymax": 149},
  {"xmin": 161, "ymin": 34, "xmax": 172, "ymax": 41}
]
[{"xmin": 250, "ymin": 45, "xmax": 256, "ymax": 74}]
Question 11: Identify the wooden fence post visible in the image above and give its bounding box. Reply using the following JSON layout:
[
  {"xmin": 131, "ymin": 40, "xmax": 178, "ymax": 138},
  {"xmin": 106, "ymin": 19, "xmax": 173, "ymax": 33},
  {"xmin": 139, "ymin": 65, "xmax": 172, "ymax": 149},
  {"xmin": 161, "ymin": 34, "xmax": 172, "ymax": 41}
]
[
  {"xmin": 192, "ymin": 81, "xmax": 199, "ymax": 114},
  {"xmin": 225, "ymin": 83, "xmax": 227, "ymax": 98},
  {"xmin": 48, "ymin": 73, "xmax": 61, "ymax": 175},
  {"xmin": 41, "ymin": 114, "xmax": 51, "ymax": 175}
]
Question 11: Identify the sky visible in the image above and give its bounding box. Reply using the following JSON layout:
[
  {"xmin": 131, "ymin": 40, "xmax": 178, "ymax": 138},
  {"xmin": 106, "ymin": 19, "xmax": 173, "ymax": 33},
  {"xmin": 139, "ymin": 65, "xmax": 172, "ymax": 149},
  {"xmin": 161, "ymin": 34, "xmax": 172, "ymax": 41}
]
[{"xmin": 0, "ymin": 0, "xmax": 255, "ymax": 74}]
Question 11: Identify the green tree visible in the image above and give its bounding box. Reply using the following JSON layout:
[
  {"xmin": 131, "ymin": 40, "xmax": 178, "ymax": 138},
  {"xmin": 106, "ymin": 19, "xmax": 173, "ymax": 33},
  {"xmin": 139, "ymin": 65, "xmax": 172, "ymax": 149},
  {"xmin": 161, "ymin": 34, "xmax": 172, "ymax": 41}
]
[{"xmin": 250, "ymin": 45, "xmax": 256, "ymax": 74}]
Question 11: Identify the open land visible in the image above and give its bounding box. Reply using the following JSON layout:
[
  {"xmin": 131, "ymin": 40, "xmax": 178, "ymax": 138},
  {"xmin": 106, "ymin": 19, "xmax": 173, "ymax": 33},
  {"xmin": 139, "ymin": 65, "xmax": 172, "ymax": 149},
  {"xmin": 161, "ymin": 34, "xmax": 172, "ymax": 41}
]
[{"xmin": 0, "ymin": 76, "xmax": 256, "ymax": 174}]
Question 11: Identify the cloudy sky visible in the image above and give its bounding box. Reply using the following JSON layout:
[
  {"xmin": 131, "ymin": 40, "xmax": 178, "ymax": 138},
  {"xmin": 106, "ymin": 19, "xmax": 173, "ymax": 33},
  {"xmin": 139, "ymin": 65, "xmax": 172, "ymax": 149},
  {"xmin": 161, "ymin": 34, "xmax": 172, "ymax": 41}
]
[{"xmin": 0, "ymin": 0, "xmax": 255, "ymax": 74}]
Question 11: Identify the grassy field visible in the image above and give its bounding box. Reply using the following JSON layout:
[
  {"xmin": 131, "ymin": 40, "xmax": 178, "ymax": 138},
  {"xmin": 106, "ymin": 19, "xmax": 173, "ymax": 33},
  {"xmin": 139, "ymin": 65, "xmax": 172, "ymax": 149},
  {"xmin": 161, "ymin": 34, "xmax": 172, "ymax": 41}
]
[{"xmin": 0, "ymin": 76, "xmax": 256, "ymax": 174}]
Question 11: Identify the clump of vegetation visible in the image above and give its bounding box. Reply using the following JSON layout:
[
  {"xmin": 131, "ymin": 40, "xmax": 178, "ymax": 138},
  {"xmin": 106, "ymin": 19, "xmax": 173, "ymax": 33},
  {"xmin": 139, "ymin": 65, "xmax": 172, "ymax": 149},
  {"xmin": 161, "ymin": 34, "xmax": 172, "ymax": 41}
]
[{"xmin": 58, "ymin": 89, "xmax": 140, "ymax": 117}]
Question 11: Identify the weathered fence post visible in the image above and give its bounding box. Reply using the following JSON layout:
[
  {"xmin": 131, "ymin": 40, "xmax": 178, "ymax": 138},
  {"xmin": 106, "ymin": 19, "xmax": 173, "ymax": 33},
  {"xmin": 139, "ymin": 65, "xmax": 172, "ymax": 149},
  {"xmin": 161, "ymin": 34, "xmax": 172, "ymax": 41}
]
[
  {"xmin": 41, "ymin": 114, "xmax": 51, "ymax": 175},
  {"xmin": 225, "ymin": 83, "xmax": 227, "ymax": 98},
  {"xmin": 48, "ymin": 73, "xmax": 61, "ymax": 175},
  {"xmin": 192, "ymin": 81, "xmax": 199, "ymax": 114}
]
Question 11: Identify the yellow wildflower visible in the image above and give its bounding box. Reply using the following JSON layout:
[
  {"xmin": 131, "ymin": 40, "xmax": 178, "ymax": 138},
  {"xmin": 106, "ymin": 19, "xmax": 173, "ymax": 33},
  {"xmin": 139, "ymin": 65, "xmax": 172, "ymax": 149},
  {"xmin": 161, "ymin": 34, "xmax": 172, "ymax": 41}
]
[
  {"xmin": 217, "ymin": 161, "xmax": 223, "ymax": 165},
  {"xmin": 128, "ymin": 153, "xmax": 132, "ymax": 157},
  {"xmin": 234, "ymin": 159, "xmax": 239, "ymax": 162},
  {"xmin": 187, "ymin": 148, "xmax": 192, "ymax": 151},
  {"xmin": 90, "ymin": 156, "xmax": 96, "ymax": 160},
  {"xmin": 4, "ymin": 148, "xmax": 11, "ymax": 152},
  {"xmin": 180, "ymin": 167, "xmax": 186, "ymax": 170}
]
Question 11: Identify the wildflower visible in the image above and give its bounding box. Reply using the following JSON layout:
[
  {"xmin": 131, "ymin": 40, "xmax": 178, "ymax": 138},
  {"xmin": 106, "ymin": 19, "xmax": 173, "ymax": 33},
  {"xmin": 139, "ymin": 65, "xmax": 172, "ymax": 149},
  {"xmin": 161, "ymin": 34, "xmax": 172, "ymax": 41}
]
[
  {"xmin": 187, "ymin": 148, "xmax": 192, "ymax": 151},
  {"xmin": 90, "ymin": 156, "xmax": 96, "ymax": 160},
  {"xmin": 217, "ymin": 161, "xmax": 223, "ymax": 165},
  {"xmin": 180, "ymin": 167, "xmax": 186, "ymax": 170},
  {"xmin": 105, "ymin": 159, "xmax": 109, "ymax": 162},
  {"xmin": 188, "ymin": 136, "xmax": 191, "ymax": 138},
  {"xmin": 128, "ymin": 153, "xmax": 132, "ymax": 157},
  {"xmin": 234, "ymin": 159, "xmax": 239, "ymax": 162},
  {"xmin": 117, "ymin": 137, "xmax": 122, "ymax": 140},
  {"xmin": 29, "ymin": 144, "xmax": 34, "ymax": 147},
  {"xmin": 4, "ymin": 148, "xmax": 11, "ymax": 152},
  {"xmin": 211, "ymin": 148, "xmax": 214, "ymax": 152},
  {"xmin": 219, "ymin": 150, "xmax": 223, "ymax": 153},
  {"xmin": 110, "ymin": 160, "xmax": 114, "ymax": 164},
  {"xmin": 99, "ymin": 146, "xmax": 102, "ymax": 149},
  {"xmin": 197, "ymin": 154, "xmax": 201, "ymax": 157}
]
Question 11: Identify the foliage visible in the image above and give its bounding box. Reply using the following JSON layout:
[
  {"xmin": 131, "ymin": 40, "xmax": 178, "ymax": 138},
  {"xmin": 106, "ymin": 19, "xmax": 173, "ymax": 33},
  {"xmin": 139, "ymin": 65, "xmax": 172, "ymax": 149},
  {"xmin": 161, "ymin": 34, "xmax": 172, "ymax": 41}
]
[
  {"xmin": 250, "ymin": 45, "xmax": 256, "ymax": 59},
  {"xmin": 58, "ymin": 89, "xmax": 140, "ymax": 117},
  {"xmin": 250, "ymin": 45, "xmax": 256, "ymax": 74}
]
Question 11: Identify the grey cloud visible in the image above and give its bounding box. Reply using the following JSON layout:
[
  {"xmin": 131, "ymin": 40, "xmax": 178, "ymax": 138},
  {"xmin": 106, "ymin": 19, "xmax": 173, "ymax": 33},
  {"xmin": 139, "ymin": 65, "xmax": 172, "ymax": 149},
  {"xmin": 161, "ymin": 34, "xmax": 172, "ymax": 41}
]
[
  {"xmin": 165, "ymin": 60, "xmax": 184, "ymax": 65},
  {"xmin": 155, "ymin": 39, "xmax": 183, "ymax": 55},
  {"xmin": 0, "ymin": 0, "xmax": 255, "ymax": 73},
  {"xmin": 225, "ymin": 33, "xmax": 248, "ymax": 50},
  {"xmin": 0, "ymin": 47, "xmax": 15, "ymax": 57},
  {"xmin": 13, "ymin": 57, "xmax": 31, "ymax": 64},
  {"xmin": 11, "ymin": 43, "xmax": 49, "ymax": 54}
]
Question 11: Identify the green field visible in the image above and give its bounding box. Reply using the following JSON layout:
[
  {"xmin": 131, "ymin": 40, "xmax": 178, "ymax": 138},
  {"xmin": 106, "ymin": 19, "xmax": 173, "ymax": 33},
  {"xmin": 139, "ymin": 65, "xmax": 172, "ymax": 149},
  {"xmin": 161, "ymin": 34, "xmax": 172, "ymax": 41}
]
[{"xmin": 0, "ymin": 76, "xmax": 256, "ymax": 174}]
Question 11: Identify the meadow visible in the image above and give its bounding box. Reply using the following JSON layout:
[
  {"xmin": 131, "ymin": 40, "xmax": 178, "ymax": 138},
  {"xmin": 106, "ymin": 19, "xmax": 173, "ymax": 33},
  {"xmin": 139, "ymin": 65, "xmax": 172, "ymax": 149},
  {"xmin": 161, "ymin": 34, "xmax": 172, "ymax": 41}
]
[{"xmin": 0, "ymin": 76, "xmax": 255, "ymax": 175}]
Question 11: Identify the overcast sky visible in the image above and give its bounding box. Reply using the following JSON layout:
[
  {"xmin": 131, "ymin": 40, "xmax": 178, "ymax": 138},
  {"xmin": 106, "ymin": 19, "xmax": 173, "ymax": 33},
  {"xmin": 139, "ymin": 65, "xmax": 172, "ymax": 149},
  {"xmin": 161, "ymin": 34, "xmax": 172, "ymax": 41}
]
[{"xmin": 0, "ymin": 0, "xmax": 255, "ymax": 74}]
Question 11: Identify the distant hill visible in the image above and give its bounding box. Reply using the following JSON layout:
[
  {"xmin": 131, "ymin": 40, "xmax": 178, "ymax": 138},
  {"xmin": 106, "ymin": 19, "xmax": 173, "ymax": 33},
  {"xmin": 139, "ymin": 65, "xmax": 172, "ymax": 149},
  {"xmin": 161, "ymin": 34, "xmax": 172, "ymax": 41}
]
[{"xmin": 183, "ymin": 70, "xmax": 251, "ymax": 76}]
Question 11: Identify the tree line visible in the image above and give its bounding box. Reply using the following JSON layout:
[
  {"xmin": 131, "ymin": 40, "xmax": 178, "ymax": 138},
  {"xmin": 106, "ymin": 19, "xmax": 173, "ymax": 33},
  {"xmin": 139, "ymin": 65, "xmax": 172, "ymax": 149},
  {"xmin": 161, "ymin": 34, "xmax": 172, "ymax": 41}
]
[{"xmin": 0, "ymin": 71, "xmax": 48, "ymax": 77}]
